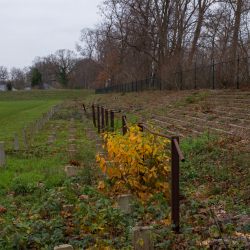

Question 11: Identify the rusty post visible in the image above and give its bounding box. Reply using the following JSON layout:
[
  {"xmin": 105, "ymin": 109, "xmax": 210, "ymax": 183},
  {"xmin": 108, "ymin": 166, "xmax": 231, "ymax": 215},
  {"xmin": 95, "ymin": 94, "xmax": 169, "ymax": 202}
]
[
  {"xmin": 171, "ymin": 136, "xmax": 180, "ymax": 233},
  {"xmin": 92, "ymin": 104, "xmax": 96, "ymax": 127},
  {"xmin": 105, "ymin": 109, "xmax": 109, "ymax": 129},
  {"xmin": 122, "ymin": 116, "xmax": 127, "ymax": 135},
  {"xmin": 101, "ymin": 106, "xmax": 105, "ymax": 132},
  {"xmin": 83, "ymin": 104, "xmax": 86, "ymax": 112},
  {"xmin": 111, "ymin": 110, "xmax": 114, "ymax": 132},
  {"xmin": 137, "ymin": 124, "xmax": 144, "ymax": 162},
  {"xmin": 138, "ymin": 125, "xmax": 143, "ymax": 132},
  {"xmin": 97, "ymin": 106, "xmax": 100, "ymax": 134}
]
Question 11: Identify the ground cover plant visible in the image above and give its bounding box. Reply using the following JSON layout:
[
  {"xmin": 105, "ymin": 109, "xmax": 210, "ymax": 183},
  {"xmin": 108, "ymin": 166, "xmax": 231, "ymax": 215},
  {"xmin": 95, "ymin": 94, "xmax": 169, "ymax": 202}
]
[{"xmin": 0, "ymin": 89, "xmax": 250, "ymax": 249}]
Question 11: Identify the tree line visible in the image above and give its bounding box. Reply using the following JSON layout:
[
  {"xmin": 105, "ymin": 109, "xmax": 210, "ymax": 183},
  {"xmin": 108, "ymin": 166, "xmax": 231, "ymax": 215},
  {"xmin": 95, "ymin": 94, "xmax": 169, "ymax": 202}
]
[
  {"xmin": 77, "ymin": 0, "xmax": 249, "ymax": 88},
  {"xmin": 1, "ymin": 0, "xmax": 249, "ymax": 90},
  {"xmin": 0, "ymin": 50, "xmax": 100, "ymax": 90}
]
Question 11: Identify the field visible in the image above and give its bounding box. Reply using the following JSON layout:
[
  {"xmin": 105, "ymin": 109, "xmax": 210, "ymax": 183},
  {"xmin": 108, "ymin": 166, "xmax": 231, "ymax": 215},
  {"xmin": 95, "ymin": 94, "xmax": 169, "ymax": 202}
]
[
  {"xmin": 0, "ymin": 89, "xmax": 250, "ymax": 249},
  {"xmin": 0, "ymin": 101, "xmax": 61, "ymax": 147},
  {"xmin": 0, "ymin": 89, "xmax": 94, "ymax": 101},
  {"xmin": 0, "ymin": 89, "xmax": 95, "ymax": 198}
]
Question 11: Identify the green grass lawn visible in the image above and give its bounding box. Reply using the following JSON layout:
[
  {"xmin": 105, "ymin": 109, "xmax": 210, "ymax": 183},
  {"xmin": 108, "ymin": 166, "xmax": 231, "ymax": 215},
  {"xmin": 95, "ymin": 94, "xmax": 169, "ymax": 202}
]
[
  {"xmin": 0, "ymin": 100, "xmax": 61, "ymax": 148},
  {"xmin": 0, "ymin": 100, "xmax": 96, "ymax": 193},
  {"xmin": 0, "ymin": 89, "xmax": 94, "ymax": 101}
]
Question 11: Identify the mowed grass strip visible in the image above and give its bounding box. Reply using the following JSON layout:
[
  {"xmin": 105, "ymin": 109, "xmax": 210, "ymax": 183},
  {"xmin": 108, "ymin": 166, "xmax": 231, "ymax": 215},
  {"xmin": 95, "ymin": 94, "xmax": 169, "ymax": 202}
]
[
  {"xmin": 0, "ymin": 100, "xmax": 61, "ymax": 148},
  {"xmin": 0, "ymin": 89, "xmax": 94, "ymax": 101},
  {"xmin": 0, "ymin": 101, "xmax": 94, "ymax": 196},
  {"xmin": 0, "ymin": 100, "xmax": 66, "ymax": 196}
]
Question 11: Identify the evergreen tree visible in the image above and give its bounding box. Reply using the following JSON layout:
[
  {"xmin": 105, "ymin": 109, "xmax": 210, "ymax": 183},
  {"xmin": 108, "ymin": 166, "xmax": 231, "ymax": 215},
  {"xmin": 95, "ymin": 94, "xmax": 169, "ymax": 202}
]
[
  {"xmin": 58, "ymin": 67, "xmax": 68, "ymax": 87},
  {"xmin": 31, "ymin": 68, "xmax": 43, "ymax": 88},
  {"xmin": 6, "ymin": 82, "xmax": 12, "ymax": 91}
]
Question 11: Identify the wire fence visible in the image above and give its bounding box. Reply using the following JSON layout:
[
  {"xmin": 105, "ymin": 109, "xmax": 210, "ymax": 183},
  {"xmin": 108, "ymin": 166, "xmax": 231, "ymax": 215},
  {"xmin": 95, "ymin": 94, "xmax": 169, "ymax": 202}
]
[
  {"xmin": 95, "ymin": 55, "xmax": 250, "ymax": 94},
  {"xmin": 95, "ymin": 77, "xmax": 162, "ymax": 94}
]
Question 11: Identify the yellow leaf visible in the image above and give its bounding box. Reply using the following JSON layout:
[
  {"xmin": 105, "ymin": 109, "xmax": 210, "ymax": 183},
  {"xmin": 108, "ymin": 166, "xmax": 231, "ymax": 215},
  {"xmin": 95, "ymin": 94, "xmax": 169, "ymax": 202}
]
[
  {"xmin": 102, "ymin": 165, "xmax": 107, "ymax": 173},
  {"xmin": 153, "ymin": 148, "xmax": 157, "ymax": 156},
  {"xmin": 164, "ymin": 166, "xmax": 170, "ymax": 172},
  {"xmin": 153, "ymin": 172, "xmax": 158, "ymax": 178},
  {"xmin": 100, "ymin": 158, "xmax": 105, "ymax": 168},
  {"xmin": 96, "ymin": 156, "xmax": 100, "ymax": 163},
  {"xmin": 162, "ymin": 218, "xmax": 171, "ymax": 226},
  {"xmin": 98, "ymin": 181, "xmax": 105, "ymax": 189},
  {"xmin": 151, "ymin": 166, "xmax": 156, "ymax": 172},
  {"xmin": 107, "ymin": 167, "xmax": 113, "ymax": 177}
]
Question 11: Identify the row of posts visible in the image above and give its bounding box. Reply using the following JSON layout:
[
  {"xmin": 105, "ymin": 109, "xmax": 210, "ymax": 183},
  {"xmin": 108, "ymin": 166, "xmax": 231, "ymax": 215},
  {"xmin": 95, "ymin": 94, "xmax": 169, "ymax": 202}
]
[
  {"xmin": 92, "ymin": 104, "xmax": 116, "ymax": 134},
  {"xmin": 0, "ymin": 100, "xmax": 66, "ymax": 169}
]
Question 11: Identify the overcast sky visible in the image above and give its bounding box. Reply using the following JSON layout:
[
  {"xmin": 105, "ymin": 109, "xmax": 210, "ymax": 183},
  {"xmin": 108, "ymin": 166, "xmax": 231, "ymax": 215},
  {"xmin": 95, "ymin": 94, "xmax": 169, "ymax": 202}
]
[{"xmin": 0, "ymin": 0, "xmax": 102, "ymax": 69}]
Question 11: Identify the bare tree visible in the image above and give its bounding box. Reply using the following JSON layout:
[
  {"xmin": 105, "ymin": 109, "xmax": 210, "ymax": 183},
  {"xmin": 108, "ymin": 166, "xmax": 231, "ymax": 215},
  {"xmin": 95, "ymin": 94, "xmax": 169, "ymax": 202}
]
[
  {"xmin": 0, "ymin": 66, "xmax": 9, "ymax": 84},
  {"xmin": 46, "ymin": 49, "xmax": 78, "ymax": 87},
  {"xmin": 10, "ymin": 68, "xmax": 26, "ymax": 90}
]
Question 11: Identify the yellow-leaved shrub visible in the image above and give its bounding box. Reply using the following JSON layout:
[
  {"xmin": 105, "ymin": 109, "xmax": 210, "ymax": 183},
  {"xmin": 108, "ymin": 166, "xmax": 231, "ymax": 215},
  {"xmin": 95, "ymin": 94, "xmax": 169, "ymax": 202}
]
[{"xmin": 96, "ymin": 125, "xmax": 171, "ymax": 200}]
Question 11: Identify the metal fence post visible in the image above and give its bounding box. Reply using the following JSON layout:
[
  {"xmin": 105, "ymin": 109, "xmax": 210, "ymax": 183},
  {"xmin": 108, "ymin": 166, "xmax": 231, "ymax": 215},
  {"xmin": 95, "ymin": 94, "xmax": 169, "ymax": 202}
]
[
  {"xmin": 92, "ymin": 104, "xmax": 96, "ymax": 127},
  {"xmin": 83, "ymin": 104, "xmax": 86, "ymax": 112},
  {"xmin": 171, "ymin": 136, "xmax": 180, "ymax": 234},
  {"xmin": 122, "ymin": 116, "xmax": 127, "ymax": 135},
  {"xmin": 212, "ymin": 58, "xmax": 215, "ymax": 89},
  {"xmin": 105, "ymin": 109, "xmax": 109, "ymax": 129},
  {"xmin": 111, "ymin": 110, "xmax": 114, "ymax": 132},
  {"xmin": 97, "ymin": 106, "xmax": 100, "ymax": 134},
  {"xmin": 136, "ymin": 79, "xmax": 138, "ymax": 92},
  {"xmin": 101, "ymin": 106, "xmax": 105, "ymax": 132},
  {"xmin": 237, "ymin": 55, "xmax": 240, "ymax": 89}
]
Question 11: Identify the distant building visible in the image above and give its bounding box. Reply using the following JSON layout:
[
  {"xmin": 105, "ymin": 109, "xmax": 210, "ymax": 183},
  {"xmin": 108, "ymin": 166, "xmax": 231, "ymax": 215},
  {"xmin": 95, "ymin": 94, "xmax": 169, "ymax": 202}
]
[
  {"xmin": 0, "ymin": 85, "xmax": 5, "ymax": 91},
  {"xmin": 44, "ymin": 83, "xmax": 55, "ymax": 89},
  {"xmin": 24, "ymin": 87, "xmax": 31, "ymax": 90}
]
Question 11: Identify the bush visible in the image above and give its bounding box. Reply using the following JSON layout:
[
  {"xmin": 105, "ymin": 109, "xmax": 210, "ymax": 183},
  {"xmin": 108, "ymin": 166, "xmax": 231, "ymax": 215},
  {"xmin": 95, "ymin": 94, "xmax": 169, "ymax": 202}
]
[
  {"xmin": 6, "ymin": 82, "xmax": 12, "ymax": 91},
  {"xmin": 96, "ymin": 125, "xmax": 171, "ymax": 199}
]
